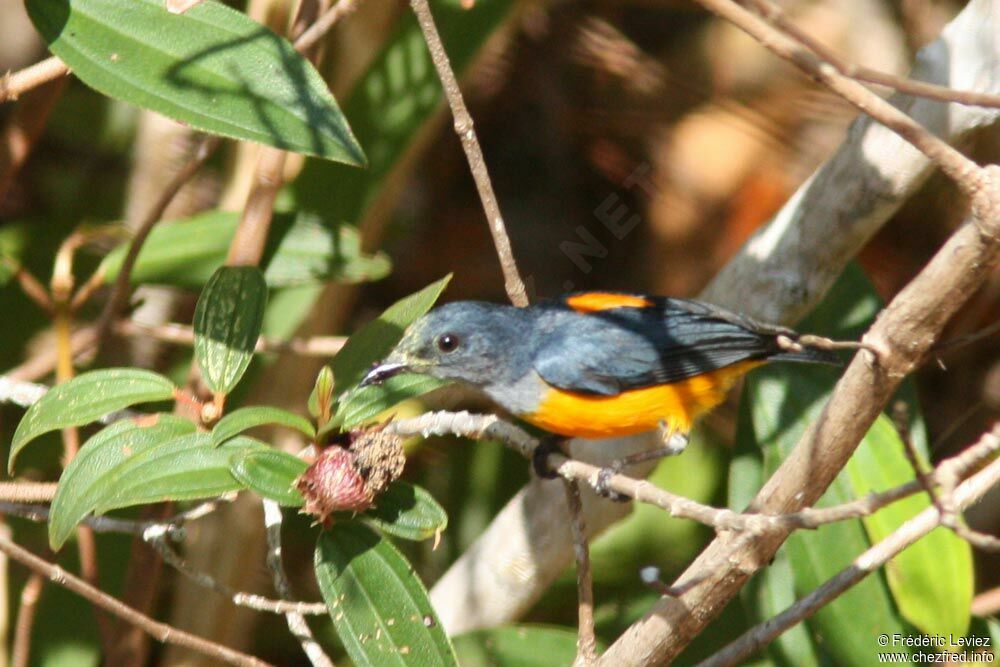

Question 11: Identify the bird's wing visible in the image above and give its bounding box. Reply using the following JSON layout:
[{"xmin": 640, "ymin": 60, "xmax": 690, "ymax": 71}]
[{"xmin": 532, "ymin": 296, "xmax": 782, "ymax": 396}]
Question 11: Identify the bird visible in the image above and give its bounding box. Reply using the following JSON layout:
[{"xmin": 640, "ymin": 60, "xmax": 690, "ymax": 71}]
[{"xmin": 360, "ymin": 291, "xmax": 838, "ymax": 475}]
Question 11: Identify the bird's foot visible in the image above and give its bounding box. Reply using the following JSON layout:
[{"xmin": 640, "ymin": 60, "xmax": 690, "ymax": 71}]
[
  {"xmin": 594, "ymin": 467, "xmax": 630, "ymax": 503},
  {"xmin": 532, "ymin": 437, "xmax": 567, "ymax": 480}
]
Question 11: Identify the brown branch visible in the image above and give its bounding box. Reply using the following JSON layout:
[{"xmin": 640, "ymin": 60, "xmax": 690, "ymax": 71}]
[
  {"xmin": 0, "ymin": 57, "xmax": 70, "ymax": 103},
  {"xmin": 744, "ymin": 0, "xmax": 1000, "ymax": 108},
  {"xmin": 598, "ymin": 164, "xmax": 1000, "ymax": 664},
  {"xmin": 11, "ymin": 573, "xmax": 44, "ymax": 667},
  {"xmin": 0, "ymin": 75, "xmax": 67, "ymax": 203},
  {"xmin": 94, "ymin": 135, "xmax": 220, "ymax": 350},
  {"xmin": 690, "ymin": 0, "xmax": 984, "ymax": 196},
  {"xmin": 409, "ymin": 0, "xmax": 529, "ymax": 307},
  {"xmin": 114, "ymin": 319, "xmax": 346, "ymax": 356},
  {"xmin": 563, "ymin": 479, "xmax": 598, "ymax": 666},
  {"xmin": 696, "ymin": 454, "xmax": 1000, "ymax": 667},
  {"xmin": 293, "ymin": 0, "xmax": 364, "ymax": 54},
  {"xmin": 0, "ymin": 532, "xmax": 273, "ymax": 667},
  {"xmin": 0, "ymin": 483, "xmax": 57, "ymax": 504},
  {"xmin": 972, "ymin": 585, "xmax": 1000, "ymax": 617}
]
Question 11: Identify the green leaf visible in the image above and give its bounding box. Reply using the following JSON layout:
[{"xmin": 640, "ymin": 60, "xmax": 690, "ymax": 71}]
[
  {"xmin": 27, "ymin": 0, "xmax": 364, "ymax": 163},
  {"xmin": 9, "ymin": 368, "xmax": 176, "ymax": 472},
  {"xmin": 334, "ymin": 374, "xmax": 445, "ymax": 431},
  {"xmin": 359, "ymin": 482, "xmax": 448, "ymax": 541},
  {"xmin": 453, "ymin": 626, "xmax": 582, "ymax": 667},
  {"xmin": 193, "ymin": 266, "xmax": 268, "ymax": 395},
  {"xmin": 333, "ymin": 275, "xmax": 452, "ymax": 390},
  {"xmin": 211, "ymin": 406, "xmax": 315, "ymax": 446},
  {"xmin": 92, "ymin": 434, "xmax": 266, "ymax": 515},
  {"xmin": 315, "ymin": 524, "xmax": 458, "ymax": 667},
  {"xmin": 49, "ymin": 414, "xmax": 196, "ymax": 549},
  {"xmin": 99, "ymin": 210, "xmax": 390, "ymax": 289},
  {"xmin": 229, "ymin": 449, "xmax": 307, "ymax": 507},
  {"xmin": 845, "ymin": 415, "xmax": 973, "ymax": 638}
]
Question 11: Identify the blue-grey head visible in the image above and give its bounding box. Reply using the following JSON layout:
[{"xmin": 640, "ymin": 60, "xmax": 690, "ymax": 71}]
[{"xmin": 360, "ymin": 301, "xmax": 534, "ymax": 391}]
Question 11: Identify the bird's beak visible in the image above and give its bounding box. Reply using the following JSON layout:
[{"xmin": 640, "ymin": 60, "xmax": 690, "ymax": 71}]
[{"xmin": 359, "ymin": 361, "xmax": 410, "ymax": 387}]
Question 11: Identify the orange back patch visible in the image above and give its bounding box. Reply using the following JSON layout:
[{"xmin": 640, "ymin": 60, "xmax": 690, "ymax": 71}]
[
  {"xmin": 565, "ymin": 292, "xmax": 653, "ymax": 313},
  {"xmin": 525, "ymin": 361, "xmax": 762, "ymax": 439}
]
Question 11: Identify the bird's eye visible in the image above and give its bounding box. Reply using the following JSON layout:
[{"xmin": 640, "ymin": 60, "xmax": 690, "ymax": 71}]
[{"xmin": 436, "ymin": 333, "xmax": 460, "ymax": 353}]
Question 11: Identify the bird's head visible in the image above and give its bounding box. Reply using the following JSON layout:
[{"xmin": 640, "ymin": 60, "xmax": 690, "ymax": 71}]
[{"xmin": 360, "ymin": 301, "xmax": 529, "ymax": 390}]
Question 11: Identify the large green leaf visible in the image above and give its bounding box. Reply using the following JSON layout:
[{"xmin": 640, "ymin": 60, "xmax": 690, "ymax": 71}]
[
  {"xmin": 846, "ymin": 415, "xmax": 972, "ymax": 638},
  {"xmin": 9, "ymin": 368, "xmax": 176, "ymax": 472},
  {"xmin": 453, "ymin": 626, "xmax": 581, "ymax": 667},
  {"xmin": 193, "ymin": 266, "xmax": 268, "ymax": 395},
  {"xmin": 358, "ymin": 482, "xmax": 448, "ymax": 542},
  {"xmin": 27, "ymin": 0, "xmax": 364, "ymax": 163},
  {"xmin": 211, "ymin": 406, "xmax": 315, "ymax": 446},
  {"xmin": 99, "ymin": 210, "xmax": 390, "ymax": 288},
  {"xmin": 315, "ymin": 524, "xmax": 457, "ymax": 666},
  {"xmin": 334, "ymin": 375, "xmax": 445, "ymax": 431},
  {"xmin": 49, "ymin": 415, "xmax": 196, "ymax": 549},
  {"xmin": 91, "ymin": 433, "xmax": 266, "ymax": 514},
  {"xmin": 229, "ymin": 448, "xmax": 307, "ymax": 507}
]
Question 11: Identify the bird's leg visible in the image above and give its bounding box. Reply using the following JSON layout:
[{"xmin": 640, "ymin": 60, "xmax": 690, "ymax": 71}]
[
  {"xmin": 612, "ymin": 423, "xmax": 690, "ymax": 472},
  {"xmin": 532, "ymin": 436, "xmax": 569, "ymax": 480}
]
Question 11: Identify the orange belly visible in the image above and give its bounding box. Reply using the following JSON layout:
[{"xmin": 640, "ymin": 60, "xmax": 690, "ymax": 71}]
[{"xmin": 523, "ymin": 361, "xmax": 761, "ymax": 439}]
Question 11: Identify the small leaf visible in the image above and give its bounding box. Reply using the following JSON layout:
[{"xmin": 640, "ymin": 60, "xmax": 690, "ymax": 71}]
[
  {"xmin": 100, "ymin": 211, "xmax": 390, "ymax": 289},
  {"xmin": 49, "ymin": 414, "xmax": 196, "ymax": 549},
  {"xmin": 845, "ymin": 415, "xmax": 973, "ymax": 638},
  {"xmin": 333, "ymin": 275, "xmax": 452, "ymax": 390},
  {"xmin": 358, "ymin": 482, "xmax": 447, "ymax": 541},
  {"xmin": 10, "ymin": 368, "xmax": 176, "ymax": 472},
  {"xmin": 193, "ymin": 266, "xmax": 268, "ymax": 395},
  {"xmin": 229, "ymin": 449, "xmax": 307, "ymax": 507},
  {"xmin": 27, "ymin": 0, "xmax": 364, "ymax": 163},
  {"xmin": 92, "ymin": 434, "xmax": 266, "ymax": 515},
  {"xmin": 315, "ymin": 524, "xmax": 458, "ymax": 667},
  {"xmin": 453, "ymin": 626, "xmax": 582, "ymax": 667},
  {"xmin": 309, "ymin": 365, "xmax": 336, "ymax": 424},
  {"xmin": 211, "ymin": 406, "xmax": 315, "ymax": 446},
  {"xmin": 334, "ymin": 375, "xmax": 445, "ymax": 430}
]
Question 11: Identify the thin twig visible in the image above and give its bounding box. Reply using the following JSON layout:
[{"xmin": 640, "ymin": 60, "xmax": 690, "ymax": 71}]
[
  {"xmin": 409, "ymin": 0, "xmax": 529, "ymax": 307},
  {"xmin": 0, "ymin": 497, "xmax": 230, "ymax": 538},
  {"xmin": 262, "ymin": 500, "xmax": 334, "ymax": 667},
  {"xmin": 0, "ymin": 484, "xmax": 58, "ymax": 504},
  {"xmin": 696, "ymin": 455, "xmax": 1000, "ymax": 667},
  {"xmin": 0, "ymin": 57, "xmax": 70, "ymax": 103},
  {"xmin": 744, "ymin": 0, "xmax": 1000, "ymax": 108},
  {"xmin": 563, "ymin": 479, "xmax": 598, "ymax": 666},
  {"xmin": 114, "ymin": 319, "xmax": 347, "ymax": 356},
  {"xmin": 94, "ymin": 135, "xmax": 220, "ymax": 350},
  {"xmin": 972, "ymin": 585, "xmax": 1000, "ymax": 617},
  {"xmin": 293, "ymin": 0, "xmax": 364, "ymax": 54},
  {"xmin": 0, "ymin": 533, "xmax": 273, "ymax": 666},
  {"xmin": 11, "ymin": 573, "xmax": 44, "ymax": 667},
  {"xmin": 143, "ymin": 526, "xmax": 328, "ymax": 616},
  {"xmin": 689, "ymin": 0, "xmax": 985, "ymax": 196}
]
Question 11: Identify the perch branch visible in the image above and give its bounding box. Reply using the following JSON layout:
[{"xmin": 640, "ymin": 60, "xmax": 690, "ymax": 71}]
[
  {"xmin": 0, "ymin": 57, "xmax": 69, "ymax": 103},
  {"xmin": 563, "ymin": 479, "xmax": 598, "ymax": 666}
]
